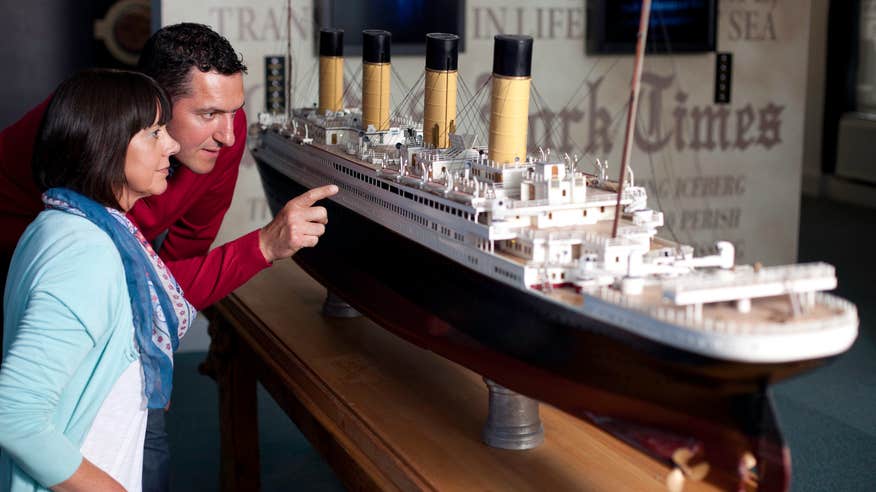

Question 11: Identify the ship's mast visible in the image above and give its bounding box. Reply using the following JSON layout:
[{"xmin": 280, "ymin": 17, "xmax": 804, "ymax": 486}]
[
  {"xmin": 611, "ymin": 0, "xmax": 652, "ymax": 238},
  {"xmin": 286, "ymin": 0, "xmax": 293, "ymax": 123}
]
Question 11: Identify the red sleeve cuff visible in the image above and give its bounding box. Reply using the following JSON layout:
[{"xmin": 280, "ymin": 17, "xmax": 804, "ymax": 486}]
[{"xmin": 240, "ymin": 228, "xmax": 272, "ymax": 269}]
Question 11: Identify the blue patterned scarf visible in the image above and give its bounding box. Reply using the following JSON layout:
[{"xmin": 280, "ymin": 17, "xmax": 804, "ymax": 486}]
[{"xmin": 43, "ymin": 188, "xmax": 196, "ymax": 409}]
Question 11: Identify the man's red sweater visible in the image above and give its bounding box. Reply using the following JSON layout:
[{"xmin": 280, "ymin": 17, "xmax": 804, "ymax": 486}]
[{"xmin": 0, "ymin": 99, "xmax": 271, "ymax": 310}]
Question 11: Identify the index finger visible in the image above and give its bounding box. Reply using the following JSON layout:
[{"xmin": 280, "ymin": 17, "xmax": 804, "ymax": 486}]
[{"xmin": 291, "ymin": 184, "xmax": 339, "ymax": 208}]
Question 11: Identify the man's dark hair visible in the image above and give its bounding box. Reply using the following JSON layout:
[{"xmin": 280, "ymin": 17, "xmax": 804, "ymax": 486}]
[
  {"xmin": 33, "ymin": 69, "xmax": 172, "ymax": 210},
  {"xmin": 138, "ymin": 23, "xmax": 247, "ymax": 101}
]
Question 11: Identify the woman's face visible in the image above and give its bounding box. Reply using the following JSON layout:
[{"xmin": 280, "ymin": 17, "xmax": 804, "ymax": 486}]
[{"xmin": 118, "ymin": 116, "xmax": 180, "ymax": 211}]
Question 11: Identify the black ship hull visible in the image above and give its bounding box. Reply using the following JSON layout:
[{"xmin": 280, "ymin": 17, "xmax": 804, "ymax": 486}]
[{"xmin": 255, "ymin": 158, "xmax": 827, "ymax": 490}]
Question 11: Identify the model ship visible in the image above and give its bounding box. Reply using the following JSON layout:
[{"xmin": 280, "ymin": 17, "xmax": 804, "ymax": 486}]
[{"xmin": 252, "ymin": 22, "xmax": 858, "ymax": 492}]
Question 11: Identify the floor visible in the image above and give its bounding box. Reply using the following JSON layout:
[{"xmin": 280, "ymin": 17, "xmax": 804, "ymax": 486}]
[
  {"xmin": 166, "ymin": 195, "xmax": 876, "ymax": 491},
  {"xmin": 772, "ymin": 196, "xmax": 876, "ymax": 491}
]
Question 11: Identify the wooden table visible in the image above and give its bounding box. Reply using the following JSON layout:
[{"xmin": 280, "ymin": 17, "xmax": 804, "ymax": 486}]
[{"xmin": 201, "ymin": 261, "xmax": 717, "ymax": 491}]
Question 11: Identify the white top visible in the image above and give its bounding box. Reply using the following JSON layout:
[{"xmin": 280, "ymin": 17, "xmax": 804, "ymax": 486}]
[{"xmin": 80, "ymin": 359, "xmax": 149, "ymax": 492}]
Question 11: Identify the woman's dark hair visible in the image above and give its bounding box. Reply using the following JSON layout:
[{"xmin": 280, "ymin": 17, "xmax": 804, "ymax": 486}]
[
  {"xmin": 32, "ymin": 68, "xmax": 172, "ymax": 209},
  {"xmin": 137, "ymin": 23, "xmax": 247, "ymax": 102}
]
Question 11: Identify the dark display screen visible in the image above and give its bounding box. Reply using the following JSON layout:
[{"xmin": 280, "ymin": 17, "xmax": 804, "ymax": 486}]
[
  {"xmin": 587, "ymin": 0, "xmax": 716, "ymax": 54},
  {"xmin": 314, "ymin": 0, "xmax": 465, "ymax": 56}
]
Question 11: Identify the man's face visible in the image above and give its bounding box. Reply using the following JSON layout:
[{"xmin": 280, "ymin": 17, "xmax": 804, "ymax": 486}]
[{"xmin": 166, "ymin": 69, "xmax": 245, "ymax": 174}]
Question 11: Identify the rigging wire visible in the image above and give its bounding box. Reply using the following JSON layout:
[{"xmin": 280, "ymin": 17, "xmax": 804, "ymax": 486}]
[
  {"xmin": 457, "ymin": 72, "xmax": 475, "ymax": 101},
  {"xmin": 456, "ymin": 84, "xmax": 488, "ymax": 139},
  {"xmin": 458, "ymin": 74, "xmax": 491, "ymax": 141},
  {"xmin": 456, "ymin": 74, "xmax": 478, "ymax": 135},
  {"xmin": 390, "ymin": 71, "xmax": 425, "ymax": 126},
  {"xmin": 294, "ymin": 58, "xmax": 320, "ymax": 109},
  {"xmin": 390, "ymin": 65, "xmax": 412, "ymax": 102},
  {"xmin": 651, "ymin": 5, "xmax": 702, "ymax": 246},
  {"xmin": 341, "ymin": 61, "xmax": 363, "ymax": 107},
  {"xmin": 546, "ymin": 57, "xmax": 624, "ymax": 168},
  {"xmin": 548, "ymin": 55, "xmax": 635, "ymax": 171},
  {"xmin": 564, "ymin": 96, "xmax": 631, "ymax": 173},
  {"xmin": 457, "ymin": 74, "xmax": 492, "ymax": 119},
  {"xmin": 385, "ymin": 67, "xmax": 419, "ymax": 126},
  {"xmin": 558, "ymin": 57, "xmax": 621, "ymax": 122},
  {"xmin": 530, "ymin": 82, "xmax": 588, "ymax": 162},
  {"xmin": 642, "ymin": 114, "xmax": 681, "ymax": 244},
  {"xmin": 455, "ymin": 74, "xmax": 492, "ymax": 139},
  {"xmin": 454, "ymin": 73, "xmax": 474, "ymax": 133}
]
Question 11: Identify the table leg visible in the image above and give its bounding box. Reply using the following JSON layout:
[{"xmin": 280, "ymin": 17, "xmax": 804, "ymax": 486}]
[{"xmin": 201, "ymin": 315, "xmax": 261, "ymax": 491}]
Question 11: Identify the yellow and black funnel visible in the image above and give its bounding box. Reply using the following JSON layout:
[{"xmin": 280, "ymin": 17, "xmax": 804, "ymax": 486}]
[
  {"xmin": 318, "ymin": 28, "xmax": 344, "ymax": 113},
  {"xmin": 488, "ymin": 34, "xmax": 533, "ymax": 166},
  {"xmin": 423, "ymin": 33, "xmax": 459, "ymax": 149},
  {"xmin": 362, "ymin": 29, "xmax": 391, "ymax": 131}
]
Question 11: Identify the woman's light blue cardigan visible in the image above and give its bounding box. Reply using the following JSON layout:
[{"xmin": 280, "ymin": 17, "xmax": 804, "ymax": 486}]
[{"xmin": 0, "ymin": 210, "xmax": 138, "ymax": 491}]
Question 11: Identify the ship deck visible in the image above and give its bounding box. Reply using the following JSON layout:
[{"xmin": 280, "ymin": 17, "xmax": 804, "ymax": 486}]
[
  {"xmin": 593, "ymin": 283, "xmax": 845, "ymax": 329},
  {"xmin": 545, "ymin": 281, "xmax": 841, "ymax": 324},
  {"xmin": 311, "ymin": 141, "xmax": 378, "ymax": 171},
  {"xmin": 514, "ymin": 218, "xmax": 649, "ymax": 242}
]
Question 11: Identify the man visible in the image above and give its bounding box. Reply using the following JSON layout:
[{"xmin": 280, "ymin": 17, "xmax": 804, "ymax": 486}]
[{"xmin": 0, "ymin": 23, "xmax": 337, "ymax": 491}]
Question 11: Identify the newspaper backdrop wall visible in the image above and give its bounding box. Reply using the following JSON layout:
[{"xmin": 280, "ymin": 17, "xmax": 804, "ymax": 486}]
[{"xmin": 162, "ymin": 0, "xmax": 811, "ymax": 266}]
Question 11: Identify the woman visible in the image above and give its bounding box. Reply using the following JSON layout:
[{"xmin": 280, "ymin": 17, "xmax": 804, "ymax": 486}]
[{"xmin": 0, "ymin": 69, "xmax": 193, "ymax": 492}]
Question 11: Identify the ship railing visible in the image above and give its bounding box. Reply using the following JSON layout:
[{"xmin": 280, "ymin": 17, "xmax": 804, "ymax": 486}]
[
  {"xmin": 507, "ymin": 199, "xmax": 551, "ymax": 209},
  {"xmin": 670, "ymin": 263, "xmax": 834, "ymax": 288},
  {"xmin": 518, "ymin": 228, "xmax": 634, "ymax": 248},
  {"xmin": 591, "ymin": 289, "xmax": 856, "ymax": 335},
  {"xmin": 663, "ymin": 263, "xmax": 837, "ymax": 302},
  {"xmin": 506, "ymin": 190, "xmax": 638, "ymax": 210},
  {"xmin": 616, "ymin": 225, "xmax": 653, "ymax": 237},
  {"xmin": 370, "ymin": 152, "xmax": 389, "ymax": 164},
  {"xmin": 317, "ymin": 115, "xmax": 354, "ymax": 127}
]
